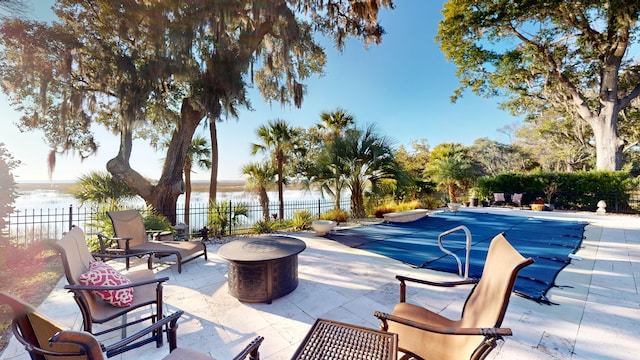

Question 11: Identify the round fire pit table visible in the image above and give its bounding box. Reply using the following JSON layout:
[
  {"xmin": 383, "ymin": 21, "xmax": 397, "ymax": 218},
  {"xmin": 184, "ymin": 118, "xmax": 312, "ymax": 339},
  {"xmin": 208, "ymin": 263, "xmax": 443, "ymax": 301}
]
[{"xmin": 218, "ymin": 236, "xmax": 306, "ymax": 304}]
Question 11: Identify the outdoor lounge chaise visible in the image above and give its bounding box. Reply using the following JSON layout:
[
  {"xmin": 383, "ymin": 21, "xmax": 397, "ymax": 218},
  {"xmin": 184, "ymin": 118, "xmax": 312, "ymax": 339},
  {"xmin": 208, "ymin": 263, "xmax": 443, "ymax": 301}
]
[
  {"xmin": 0, "ymin": 291, "xmax": 264, "ymax": 359},
  {"xmin": 51, "ymin": 226, "xmax": 169, "ymax": 351},
  {"xmin": 374, "ymin": 233, "xmax": 534, "ymax": 360},
  {"xmin": 101, "ymin": 209, "xmax": 207, "ymax": 273}
]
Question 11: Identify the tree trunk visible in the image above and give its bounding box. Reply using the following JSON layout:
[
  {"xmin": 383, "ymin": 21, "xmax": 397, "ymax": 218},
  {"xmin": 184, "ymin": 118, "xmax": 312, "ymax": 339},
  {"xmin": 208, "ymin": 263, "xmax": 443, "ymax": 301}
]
[
  {"xmin": 589, "ymin": 103, "xmax": 624, "ymax": 171},
  {"xmin": 334, "ymin": 177, "xmax": 341, "ymax": 210},
  {"xmin": 276, "ymin": 150, "xmax": 285, "ymax": 220},
  {"xmin": 184, "ymin": 161, "xmax": 192, "ymax": 226},
  {"xmin": 351, "ymin": 178, "xmax": 365, "ymax": 219},
  {"xmin": 259, "ymin": 187, "xmax": 270, "ymax": 221},
  {"xmin": 448, "ymin": 182, "xmax": 457, "ymax": 203},
  {"xmin": 208, "ymin": 119, "xmax": 219, "ymax": 204},
  {"xmin": 108, "ymin": 99, "xmax": 203, "ymax": 224}
]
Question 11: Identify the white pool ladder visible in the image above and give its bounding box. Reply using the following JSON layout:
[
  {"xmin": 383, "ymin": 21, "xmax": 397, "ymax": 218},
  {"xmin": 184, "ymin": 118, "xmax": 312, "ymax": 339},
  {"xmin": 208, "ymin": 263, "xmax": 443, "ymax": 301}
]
[{"xmin": 438, "ymin": 225, "xmax": 472, "ymax": 279}]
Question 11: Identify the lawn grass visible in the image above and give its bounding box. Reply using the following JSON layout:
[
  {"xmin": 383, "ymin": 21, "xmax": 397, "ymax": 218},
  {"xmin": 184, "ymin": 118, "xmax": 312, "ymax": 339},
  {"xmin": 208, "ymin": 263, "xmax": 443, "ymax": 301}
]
[{"xmin": 0, "ymin": 242, "xmax": 63, "ymax": 353}]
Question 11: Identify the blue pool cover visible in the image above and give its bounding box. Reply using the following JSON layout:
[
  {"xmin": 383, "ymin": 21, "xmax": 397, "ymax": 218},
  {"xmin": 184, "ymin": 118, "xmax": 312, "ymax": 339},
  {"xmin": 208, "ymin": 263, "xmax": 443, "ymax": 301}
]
[{"xmin": 326, "ymin": 211, "xmax": 587, "ymax": 304}]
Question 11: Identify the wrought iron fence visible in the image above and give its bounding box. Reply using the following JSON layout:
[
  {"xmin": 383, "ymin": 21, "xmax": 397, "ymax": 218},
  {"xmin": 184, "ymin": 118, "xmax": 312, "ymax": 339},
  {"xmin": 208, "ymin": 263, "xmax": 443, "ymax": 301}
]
[
  {"xmin": 3, "ymin": 198, "xmax": 351, "ymax": 246},
  {"xmin": 5, "ymin": 190, "xmax": 638, "ymax": 248}
]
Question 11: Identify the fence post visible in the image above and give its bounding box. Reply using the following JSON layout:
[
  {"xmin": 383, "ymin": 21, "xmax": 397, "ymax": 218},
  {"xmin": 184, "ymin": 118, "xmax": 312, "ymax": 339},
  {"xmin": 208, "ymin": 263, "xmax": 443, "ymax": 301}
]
[
  {"xmin": 229, "ymin": 199, "xmax": 232, "ymax": 235},
  {"xmin": 69, "ymin": 204, "xmax": 73, "ymax": 231},
  {"xmin": 318, "ymin": 199, "xmax": 321, "ymax": 219}
]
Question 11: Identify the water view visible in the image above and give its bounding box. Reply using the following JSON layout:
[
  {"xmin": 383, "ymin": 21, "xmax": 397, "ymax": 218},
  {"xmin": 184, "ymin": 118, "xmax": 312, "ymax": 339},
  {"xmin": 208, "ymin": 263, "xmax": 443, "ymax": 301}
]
[{"xmin": 14, "ymin": 181, "xmax": 326, "ymax": 212}]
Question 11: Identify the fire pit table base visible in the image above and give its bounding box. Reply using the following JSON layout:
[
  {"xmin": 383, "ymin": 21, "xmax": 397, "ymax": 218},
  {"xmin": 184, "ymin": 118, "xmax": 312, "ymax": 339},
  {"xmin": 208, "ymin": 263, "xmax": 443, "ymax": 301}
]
[{"xmin": 219, "ymin": 236, "xmax": 306, "ymax": 304}]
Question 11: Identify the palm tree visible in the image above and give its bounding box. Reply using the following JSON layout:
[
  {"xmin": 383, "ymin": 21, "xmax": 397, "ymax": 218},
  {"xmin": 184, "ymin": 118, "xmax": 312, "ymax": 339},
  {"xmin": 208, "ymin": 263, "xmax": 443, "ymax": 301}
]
[
  {"xmin": 242, "ymin": 161, "xmax": 277, "ymax": 221},
  {"xmin": 184, "ymin": 136, "xmax": 211, "ymax": 226},
  {"xmin": 71, "ymin": 171, "xmax": 139, "ymax": 210},
  {"xmin": 251, "ymin": 119, "xmax": 303, "ymax": 220},
  {"xmin": 317, "ymin": 108, "xmax": 355, "ymax": 138},
  {"xmin": 330, "ymin": 124, "xmax": 396, "ymax": 218},
  {"xmin": 424, "ymin": 144, "xmax": 476, "ymax": 203},
  {"xmin": 313, "ymin": 109, "xmax": 355, "ymax": 209}
]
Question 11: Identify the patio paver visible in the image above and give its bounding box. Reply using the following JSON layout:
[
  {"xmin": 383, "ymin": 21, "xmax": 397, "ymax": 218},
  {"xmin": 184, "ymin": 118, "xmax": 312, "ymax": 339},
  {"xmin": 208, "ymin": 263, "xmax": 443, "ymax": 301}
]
[{"xmin": 2, "ymin": 207, "xmax": 639, "ymax": 359}]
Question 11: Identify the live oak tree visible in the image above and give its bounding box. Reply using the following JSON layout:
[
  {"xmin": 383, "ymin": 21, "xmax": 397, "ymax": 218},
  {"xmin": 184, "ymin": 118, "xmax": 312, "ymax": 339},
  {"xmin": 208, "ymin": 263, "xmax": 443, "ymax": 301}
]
[
  {"xmin": 437, "ymin": 0, "xmax": 640, "ymax": 171},
  {"xmin": 468, "ymin": 138, "xmax": 530, "ymax": 176},
  {"xmin": 0, "ymin": 0, "xmax": 394, "ymax": 223}
]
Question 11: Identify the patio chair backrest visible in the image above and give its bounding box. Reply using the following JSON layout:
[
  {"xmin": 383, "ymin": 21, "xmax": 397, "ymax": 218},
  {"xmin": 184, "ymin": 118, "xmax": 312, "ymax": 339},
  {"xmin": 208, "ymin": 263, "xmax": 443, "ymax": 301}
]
[
  {"xmin": 460, "ymin": 233, "xmax": 532, "ymax": 330},
  {"xmin": 0, "ymin": 291, "xmax": 87, "ymax": 360},
  {"xmin": 55, "ymin": 227, "xmax": 94, "ymax": 286},
  {"xmin": 107, "ymin": 210, "xmax": 149, "ymax": 248},
  {"xmin": 53, "ymin": 227, "xmax": 105, "ymax": 325}
]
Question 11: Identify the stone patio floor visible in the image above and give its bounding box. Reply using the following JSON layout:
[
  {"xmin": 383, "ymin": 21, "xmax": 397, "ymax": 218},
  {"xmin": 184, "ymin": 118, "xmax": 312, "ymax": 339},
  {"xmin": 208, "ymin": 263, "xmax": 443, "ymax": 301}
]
[{"xmin": 2, "ymin": 207, "xmax": 639, "ymax": 360}]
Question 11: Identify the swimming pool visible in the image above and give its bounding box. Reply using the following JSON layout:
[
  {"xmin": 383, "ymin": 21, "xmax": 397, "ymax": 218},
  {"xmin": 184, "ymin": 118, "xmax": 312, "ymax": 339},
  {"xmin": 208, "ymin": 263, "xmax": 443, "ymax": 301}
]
[{"xmin": 327, "ymin": 211, "xmax": 587, "ymax": 304}]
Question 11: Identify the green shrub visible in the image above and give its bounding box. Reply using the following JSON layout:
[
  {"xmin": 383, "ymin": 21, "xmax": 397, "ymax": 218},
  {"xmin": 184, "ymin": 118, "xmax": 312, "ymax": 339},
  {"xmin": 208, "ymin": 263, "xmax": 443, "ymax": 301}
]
[
  {"xmin": 420, "ymin": 196, "xmax": 443, "ymax": 209},
  {"xmin": 252, "ymin": 219, "xmax": 275, "ymax": 234},
  {"xmin": 208, "ymin": 201, "xmax": 248, "ymax": 236},
  {"xmin": 321, "ymin": 209, "xmax": 348, "ymax": 223},
  {"xmin": 143, "ymin": 211, "xmax": 172, "ymax": 232},
  {"xmin": 290, "ymin": 210, "xmax": 313, "ymax": 231},
  {"xmin": 373, "ymin": 204, "xmax": 396, "ymax": 218},
  {"xmin": 372, "ymin": 200, "xmax": 421, "ymax": 218},
  {"xmin": 477, "ymin": 171, "xmax": 634, "ymax": 210}
]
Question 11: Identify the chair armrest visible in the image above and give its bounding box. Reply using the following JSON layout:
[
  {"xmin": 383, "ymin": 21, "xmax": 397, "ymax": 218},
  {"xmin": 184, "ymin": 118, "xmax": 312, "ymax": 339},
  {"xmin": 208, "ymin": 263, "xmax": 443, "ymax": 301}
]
[
  {"xmin": 374, "ymin": 311, "xmax": 512, "ymax": 337},
  {"xmin": 396, "ymin": 275, "xmax": 478, "ymax": 287},
  {"xmin": 145, "ymin": 229, "xmax": 166, "ymax": 240},
  {"xmin": 104, "ymin": 311, "xmax": 184, "ymax": 357},
  {"xmin": 395, "ymin": 275, "xmax": 478, "ymax": 302},
  {"xmin": 48, "ymin": 330, "xmax": 104, "ymax": 359},
  {"xmin": 92, "ymin": 251, "xmax": 155, "ymax": 261},
  {"xmin": 64, "ymin": 276, "xmax": 170, "ymax": 292},
  {"xmin": 97, "ymin": 234, "xmax": 133, "ymax": 252},
  {"xmin": 50, "ymin": 311, "xmax": 185, "ymax": 358},
  {"xmin": 232, "ymin": 336, "xmax": 265, "ymax": 360}
]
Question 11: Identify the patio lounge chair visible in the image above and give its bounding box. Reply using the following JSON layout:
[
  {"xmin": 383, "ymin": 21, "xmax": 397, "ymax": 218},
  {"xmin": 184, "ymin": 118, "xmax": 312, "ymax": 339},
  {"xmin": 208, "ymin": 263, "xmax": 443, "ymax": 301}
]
[
  {"xmin": 0, "ymin": 291, "xmax": 264, "ymax": 359},
  {"xmin": 52, "ymin": 226, "xmax": 169, "ymax": 348},
  {"xmin": 511, "ymin": 193, "xmax": 523, "ymax": 208},
  {"xmin": 374, "ymin": 233, "xmax": 534, "ymax": 360},
  {"xmin": 101, "ymin": 209, "xmax": 207, "ymax": 273},
  {"xmin": 492, "ymin": 193, "xmax": 506, "ymax": 206}
]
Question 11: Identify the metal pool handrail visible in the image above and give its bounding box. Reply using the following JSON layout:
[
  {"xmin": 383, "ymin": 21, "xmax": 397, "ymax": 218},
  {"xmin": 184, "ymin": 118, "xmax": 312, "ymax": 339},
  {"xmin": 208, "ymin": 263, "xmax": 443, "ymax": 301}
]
[{"xmin": 438, "ymin": 225, "xmax": 472, "ymax": 279}]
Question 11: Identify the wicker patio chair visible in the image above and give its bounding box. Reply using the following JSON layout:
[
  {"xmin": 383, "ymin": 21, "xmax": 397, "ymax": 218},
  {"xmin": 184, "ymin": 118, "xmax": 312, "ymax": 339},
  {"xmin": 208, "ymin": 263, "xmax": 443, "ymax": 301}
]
[
  {"xmin": 100, "ymin": 209, "xmax": 207, "ymax": 273},
  {"xmin": 52, "ymin": 226, "xmax": 169, "ymax": 349},
  {"xmin": 374, "ymin": 233, "xmax": 534, "ymax": 360},
  {"xmin": 0, "ymin": 292, "xmax": 264, "ymax": 360}
]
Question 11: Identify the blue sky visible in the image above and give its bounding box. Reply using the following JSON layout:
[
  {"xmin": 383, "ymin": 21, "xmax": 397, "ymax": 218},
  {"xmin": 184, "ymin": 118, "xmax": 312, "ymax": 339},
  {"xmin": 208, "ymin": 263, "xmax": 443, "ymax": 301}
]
[{"xmin": 2, "ymin": 1, "xmax": 520, "ymax": 182}]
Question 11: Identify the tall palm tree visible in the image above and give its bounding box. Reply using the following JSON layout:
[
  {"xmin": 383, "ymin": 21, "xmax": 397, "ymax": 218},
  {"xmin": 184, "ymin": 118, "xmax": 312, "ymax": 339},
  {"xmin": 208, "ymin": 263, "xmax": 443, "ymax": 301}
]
[
  {"xmin": 242, "ymin": 161, "xmax": 277, "ymax": 221},
  {"xmin": 251, "ymin": 119, "xmax": 303, "ymax": 220},
  {"xmin": 424, "ymin": 144, "xmax": 475, "ymax": 203},
  {"xmin": 184, "ymin": 136, "xmax": 211, "ymax": 226},
  {"xmin": 313, "ymin": 109, "xmax": 355, "ymax": 209},
  {"xmin": 317, "ymin": 108, "xmax": 355, "ymax": 138},
  {"xmin": 330, "ymin": 124, "xmax": 396, "ymax": 218}
]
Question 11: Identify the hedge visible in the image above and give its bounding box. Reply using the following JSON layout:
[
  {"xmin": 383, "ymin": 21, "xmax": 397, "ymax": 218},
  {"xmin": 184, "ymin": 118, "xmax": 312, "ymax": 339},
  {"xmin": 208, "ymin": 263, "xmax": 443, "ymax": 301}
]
[{"xmin": 475, "ymin": 171, "xmax": 636, "ymax": 211}]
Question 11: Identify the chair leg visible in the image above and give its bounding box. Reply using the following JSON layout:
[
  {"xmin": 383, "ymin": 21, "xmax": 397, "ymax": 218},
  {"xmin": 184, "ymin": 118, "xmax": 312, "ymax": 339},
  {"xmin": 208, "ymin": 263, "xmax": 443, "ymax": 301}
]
[{"xmin": 121, "ymin": 313, "xmax": 127, "ymax": 339}]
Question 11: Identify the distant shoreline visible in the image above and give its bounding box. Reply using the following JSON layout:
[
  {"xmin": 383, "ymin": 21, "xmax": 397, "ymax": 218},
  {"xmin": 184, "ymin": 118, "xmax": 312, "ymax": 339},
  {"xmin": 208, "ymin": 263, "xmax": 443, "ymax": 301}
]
[{"xmin": 17, "ymin": 180, "xmax": 247, "ymax": 193}]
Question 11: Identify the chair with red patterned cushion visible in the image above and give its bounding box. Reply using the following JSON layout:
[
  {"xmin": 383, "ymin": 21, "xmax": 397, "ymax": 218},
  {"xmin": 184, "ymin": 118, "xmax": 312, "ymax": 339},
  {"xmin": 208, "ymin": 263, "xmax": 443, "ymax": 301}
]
[{"xmin": 52, "ymin": 226, "xmax": 170, "ymax": 351}]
